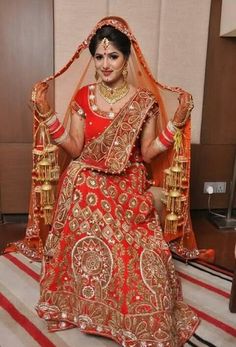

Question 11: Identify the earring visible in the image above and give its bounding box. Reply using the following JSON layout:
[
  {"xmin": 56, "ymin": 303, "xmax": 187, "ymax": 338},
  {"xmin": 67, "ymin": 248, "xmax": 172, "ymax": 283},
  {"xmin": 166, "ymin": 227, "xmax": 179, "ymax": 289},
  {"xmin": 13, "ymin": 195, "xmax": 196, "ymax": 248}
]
[
  {"xmin": 122, "ymin": 64, "xmax": 128, "ymax": 81},
  {"xmin": 95, "ymin": 71, "xmax": 99, "ymax": 81}
]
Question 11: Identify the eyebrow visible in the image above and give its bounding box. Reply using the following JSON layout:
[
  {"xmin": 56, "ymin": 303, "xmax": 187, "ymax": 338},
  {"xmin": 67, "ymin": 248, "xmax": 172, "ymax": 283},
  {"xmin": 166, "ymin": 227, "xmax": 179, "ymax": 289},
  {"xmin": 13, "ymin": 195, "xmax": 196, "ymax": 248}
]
[{"xmin": 95, "ymin": 51, "xmax": 120, "ymax": 55}]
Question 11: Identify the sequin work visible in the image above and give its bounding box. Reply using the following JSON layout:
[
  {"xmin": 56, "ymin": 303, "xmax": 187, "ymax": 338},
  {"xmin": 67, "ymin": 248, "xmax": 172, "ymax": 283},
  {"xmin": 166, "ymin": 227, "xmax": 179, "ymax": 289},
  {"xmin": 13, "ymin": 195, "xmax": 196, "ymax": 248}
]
[{"xmin": 36, "ymin": 87, "xmax": 199, "ymax": 347}]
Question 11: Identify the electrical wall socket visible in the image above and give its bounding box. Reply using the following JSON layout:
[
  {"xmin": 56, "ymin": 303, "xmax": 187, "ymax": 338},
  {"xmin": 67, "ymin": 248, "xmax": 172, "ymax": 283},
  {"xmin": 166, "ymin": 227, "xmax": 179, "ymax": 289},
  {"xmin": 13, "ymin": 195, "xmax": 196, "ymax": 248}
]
[{"xmin": 203, "ymin": 181, "xmax": 227, "ymax": 194}]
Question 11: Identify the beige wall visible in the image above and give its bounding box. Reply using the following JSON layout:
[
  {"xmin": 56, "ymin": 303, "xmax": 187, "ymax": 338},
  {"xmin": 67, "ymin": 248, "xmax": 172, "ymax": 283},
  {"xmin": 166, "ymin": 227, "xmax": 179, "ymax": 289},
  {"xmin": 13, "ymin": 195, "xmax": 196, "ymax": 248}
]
[
  {"xmin": 220, "ymin": 0, "xmax": 236, "ymax": 36},
  {"xmin": 54, "ymin": 0, "xmax": 211, "ymax": 144},
  {"xmin": 0, "ymin": 0, "xmax": 54, "ymax": 214}
]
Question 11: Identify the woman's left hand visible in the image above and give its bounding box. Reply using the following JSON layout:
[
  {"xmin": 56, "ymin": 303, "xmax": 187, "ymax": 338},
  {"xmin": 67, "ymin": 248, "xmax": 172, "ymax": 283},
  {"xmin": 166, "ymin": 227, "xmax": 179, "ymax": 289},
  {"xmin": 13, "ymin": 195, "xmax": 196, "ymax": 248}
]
[{"xmin": 173, "ymin": 92, "xmax": 193, "ymax": 127}]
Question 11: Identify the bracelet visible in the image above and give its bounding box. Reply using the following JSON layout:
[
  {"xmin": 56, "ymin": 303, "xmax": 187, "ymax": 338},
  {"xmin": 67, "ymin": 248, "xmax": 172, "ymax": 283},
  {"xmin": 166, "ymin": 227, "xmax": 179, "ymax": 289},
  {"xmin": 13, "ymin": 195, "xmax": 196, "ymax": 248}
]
[
  {"xmin": 155, "ymin": 137, "xmax": 168, "ymax": 152},
  {"xmin": 167, "ymin": 120, "xmax": 178, "ymax": 134},
  {"xmin": 35, "ymin": 103, "xmax": 53, "ymax": 119},
  {"xmin": 172, "ymin": 116, "xmax": 189, "ymax": 128},
  {"xmin": 54, "ymin": 129, "xmax": 69, "ymax": 144},
  {"xmin": 45, "ymin": 114, "xmax": 69, "ymax": 145},
  {"xmin": 44, "ymin": 114, "xmax": 57, "ymax": 127},
  {"xmin": 155, "ymin": 121, "xmax": 177, "ymax": 152}
]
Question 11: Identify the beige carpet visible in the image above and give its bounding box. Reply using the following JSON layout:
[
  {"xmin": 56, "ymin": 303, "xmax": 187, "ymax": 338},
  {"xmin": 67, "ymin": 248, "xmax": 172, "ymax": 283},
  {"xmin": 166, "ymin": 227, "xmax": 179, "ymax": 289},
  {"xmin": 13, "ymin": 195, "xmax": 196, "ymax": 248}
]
[{"xmin": 0, "ymin": 253, "xmax": 235, "ymax": 347}]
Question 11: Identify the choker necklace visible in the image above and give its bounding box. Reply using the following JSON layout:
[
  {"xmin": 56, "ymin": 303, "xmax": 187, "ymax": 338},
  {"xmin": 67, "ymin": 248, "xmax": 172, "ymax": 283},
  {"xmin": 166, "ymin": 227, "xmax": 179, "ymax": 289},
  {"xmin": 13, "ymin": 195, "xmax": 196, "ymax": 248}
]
[{"xmin": 98, "ymin": 81, "xmax": 130, "ymax": 104}]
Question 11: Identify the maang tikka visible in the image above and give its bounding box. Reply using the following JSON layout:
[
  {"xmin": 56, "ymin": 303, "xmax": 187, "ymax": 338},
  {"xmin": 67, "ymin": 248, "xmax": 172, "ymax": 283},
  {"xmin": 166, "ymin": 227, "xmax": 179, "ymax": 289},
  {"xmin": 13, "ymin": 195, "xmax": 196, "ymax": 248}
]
[{"xmin": 101, "ymin": 37, "xmax": 110, "ymax": 50}]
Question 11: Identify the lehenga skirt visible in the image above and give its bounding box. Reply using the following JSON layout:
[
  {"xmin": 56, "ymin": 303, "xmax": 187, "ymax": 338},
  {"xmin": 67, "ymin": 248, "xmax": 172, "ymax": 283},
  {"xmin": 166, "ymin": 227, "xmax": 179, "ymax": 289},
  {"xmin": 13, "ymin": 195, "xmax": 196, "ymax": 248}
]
[{"xmin": 36, "ymin": 160, "xmax": 199, "ymax": 347}]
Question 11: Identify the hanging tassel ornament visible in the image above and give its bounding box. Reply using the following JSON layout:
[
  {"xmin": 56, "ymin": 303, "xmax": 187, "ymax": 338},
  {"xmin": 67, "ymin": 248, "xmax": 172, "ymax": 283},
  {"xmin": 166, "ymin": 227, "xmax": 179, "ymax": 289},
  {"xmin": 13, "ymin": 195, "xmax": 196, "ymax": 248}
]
[
  {"xmin": 165, "ymin": 212, "xmax": 178, "ymax": 233},
  {"xmin": 163, "ymin": 168, "xmax": 172, "ymax": 190},
  {"xmin": 31, "ymin": 107, "xmax": 60, "ymax": 225},
  {"xmin": 43, "ymin": 205, "xmax": 54, "ymax": 225},
  {"xmin": 166, "ymin": 189, "xmax": 182, "ymax": 213},
  {"xmin": 170, "ymin": 164, "xmax": 183, "ymax": 188},
  {"xmin": 162, "ymin": 124, "xmax": 188, "ymax": 235},
  {"xmin": 41, "ymin": 182, "xmax": 54, "ymax": 206},
  {"xmin": 176, "ymin": 155, "xmax": 189, "ymax": 188},
  {"xmin": 37, "ymin": 158, "xmax": 51, "ymax": 181}
]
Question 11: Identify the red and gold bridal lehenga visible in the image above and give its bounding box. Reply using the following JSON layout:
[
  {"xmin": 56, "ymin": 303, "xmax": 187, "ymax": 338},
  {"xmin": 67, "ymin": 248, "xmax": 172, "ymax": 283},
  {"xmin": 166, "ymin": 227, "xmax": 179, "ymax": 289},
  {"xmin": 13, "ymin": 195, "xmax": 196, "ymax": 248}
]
[
  {"xmin": 7, "ymin": 15, "xmax": 216, "ymax": 346},
  {"xmin": 36, "ymin": 84, "xmax": 199, "ymax": 346}
]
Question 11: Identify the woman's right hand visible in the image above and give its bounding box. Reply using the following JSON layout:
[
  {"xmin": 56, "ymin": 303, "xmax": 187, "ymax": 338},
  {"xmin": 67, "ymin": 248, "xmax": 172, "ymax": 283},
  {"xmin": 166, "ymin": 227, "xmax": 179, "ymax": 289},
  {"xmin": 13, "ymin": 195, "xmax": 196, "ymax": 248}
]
[{"xmin": 33, "ymin": 82, "xmax": 51, "ymax": 116}]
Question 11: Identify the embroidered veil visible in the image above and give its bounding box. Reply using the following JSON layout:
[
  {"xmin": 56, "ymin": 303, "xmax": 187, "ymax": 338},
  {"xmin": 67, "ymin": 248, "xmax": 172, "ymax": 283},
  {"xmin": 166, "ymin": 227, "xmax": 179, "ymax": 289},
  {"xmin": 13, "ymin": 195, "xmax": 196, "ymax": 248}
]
[{"xmin": 14, "ymin": 16, "xmax": 212, "ymax": 262}]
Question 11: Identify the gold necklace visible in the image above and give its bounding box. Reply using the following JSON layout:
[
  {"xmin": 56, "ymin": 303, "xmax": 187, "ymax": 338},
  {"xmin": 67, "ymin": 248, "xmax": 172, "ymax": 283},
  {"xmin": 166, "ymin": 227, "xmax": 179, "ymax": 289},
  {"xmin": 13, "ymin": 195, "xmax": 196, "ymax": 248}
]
[{"xmin": 98, "ymin": 81, "xmax": 130, "ymax": 104}]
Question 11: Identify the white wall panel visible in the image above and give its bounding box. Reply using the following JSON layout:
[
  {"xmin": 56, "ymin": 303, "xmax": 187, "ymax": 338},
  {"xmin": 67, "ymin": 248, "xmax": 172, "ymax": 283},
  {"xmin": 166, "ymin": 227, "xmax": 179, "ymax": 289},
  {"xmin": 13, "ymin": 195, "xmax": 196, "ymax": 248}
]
[
  {"xmin": 54, "ymin": 0, "xmax": 108, "ymax": 70},
  {"xmin": 158, "ymin": 0, "xmax": 211, "ymax": 143},
  {"xmin": 108, "ymin": 0, "xmax": 161, "ymax": 76},
  {"xmin": 220, "ymin": 0, "xmax": 236, "ymax": 37},
  {"xmin": 54, "ymin": 0, "xmax": 211, "ymax": 143},
  {"xmin": 54, "ymin": 0, "xmax": 108, "ymax": 116}
]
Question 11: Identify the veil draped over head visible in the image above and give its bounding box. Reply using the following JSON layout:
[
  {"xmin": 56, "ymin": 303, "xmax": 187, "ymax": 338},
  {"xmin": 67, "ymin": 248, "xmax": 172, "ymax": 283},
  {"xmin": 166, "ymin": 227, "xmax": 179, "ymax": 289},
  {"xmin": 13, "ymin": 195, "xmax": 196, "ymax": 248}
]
[{"xmin": 14, "ymin": 16, "xmax": 213, "ymax": 262}]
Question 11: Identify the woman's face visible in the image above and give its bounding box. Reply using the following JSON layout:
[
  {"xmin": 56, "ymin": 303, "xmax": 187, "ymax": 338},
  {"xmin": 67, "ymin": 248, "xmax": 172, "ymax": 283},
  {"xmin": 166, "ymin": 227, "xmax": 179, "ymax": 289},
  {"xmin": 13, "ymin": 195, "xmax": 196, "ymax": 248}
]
[{"xmin": 94, "ymin": 40, "xmax": 126, "ymax": 86}]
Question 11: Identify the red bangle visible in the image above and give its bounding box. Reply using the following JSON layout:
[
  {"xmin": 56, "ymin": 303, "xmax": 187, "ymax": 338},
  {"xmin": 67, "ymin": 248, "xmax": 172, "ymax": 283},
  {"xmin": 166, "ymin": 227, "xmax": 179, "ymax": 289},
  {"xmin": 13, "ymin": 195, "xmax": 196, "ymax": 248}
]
[
  {"xmin": 48, "ymin": 119, "xmax": 61, "ymax": 133},
  {"xmin": 51, "ymin": 125, "xmax": 65, "ymax": 140},
  {"xmin": 164, "ymin": 127, "xmax": 175, "ymax": 141},
  {"xmin": 159, "ymin": 132, "xmax": 173, "ymax": 147}
]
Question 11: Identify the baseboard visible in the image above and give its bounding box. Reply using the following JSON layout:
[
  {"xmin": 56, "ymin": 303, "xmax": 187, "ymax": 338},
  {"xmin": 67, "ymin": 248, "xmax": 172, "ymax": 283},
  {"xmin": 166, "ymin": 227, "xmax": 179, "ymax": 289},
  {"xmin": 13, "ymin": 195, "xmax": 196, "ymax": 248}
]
[{"xmin": 1, "ymin": 214, "xmax": 28, "ymax": 224}]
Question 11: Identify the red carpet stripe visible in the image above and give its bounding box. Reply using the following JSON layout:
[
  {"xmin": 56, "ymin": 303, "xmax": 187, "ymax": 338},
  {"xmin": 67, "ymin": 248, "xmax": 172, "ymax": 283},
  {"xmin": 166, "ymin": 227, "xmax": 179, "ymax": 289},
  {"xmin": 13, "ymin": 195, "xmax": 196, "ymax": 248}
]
[
  {"xmin": 177, "ymin": 270, "xmax": 230, "ymax": 298},
  {"xmin": 191, "ymin": 305, "xmax": 236, "ymax": 338},
  {"xmin": 184, "ymin": 262, "xmax": 232, "ymax": 283},
  {"xmin": 0, "ymin": 292, "xmax": 56, "ymax": 347},
  {"xmin": 5, "ymin": 253, "xmax": 236, "ymax": 340},
  {"xmin": 194, "ymin": 260, "xmax": 233, "ymax": 277},
  {"xmin": 4, "ymin": 253, "xmax": 40, "ymax": 282}
]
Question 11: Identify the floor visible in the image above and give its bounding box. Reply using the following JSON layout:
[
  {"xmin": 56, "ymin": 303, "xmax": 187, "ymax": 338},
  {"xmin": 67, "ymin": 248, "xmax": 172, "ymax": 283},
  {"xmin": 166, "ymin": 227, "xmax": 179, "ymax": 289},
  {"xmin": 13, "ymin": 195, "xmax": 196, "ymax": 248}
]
[{"xmin": 0, "ymin": 210, "xmax": 236, "ymax": 271}]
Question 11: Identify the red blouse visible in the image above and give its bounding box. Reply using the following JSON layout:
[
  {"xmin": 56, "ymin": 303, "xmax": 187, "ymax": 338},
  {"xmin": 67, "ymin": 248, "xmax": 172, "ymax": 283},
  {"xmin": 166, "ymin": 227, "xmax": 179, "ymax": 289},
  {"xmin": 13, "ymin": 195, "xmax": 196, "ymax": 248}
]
[
  {"xmin": 74, "ymin": 84, "xmax": 143, "ymax": 163},
  {"xmin": 74, "ymin": 85, "xmax": 112, "ymax": 144}
]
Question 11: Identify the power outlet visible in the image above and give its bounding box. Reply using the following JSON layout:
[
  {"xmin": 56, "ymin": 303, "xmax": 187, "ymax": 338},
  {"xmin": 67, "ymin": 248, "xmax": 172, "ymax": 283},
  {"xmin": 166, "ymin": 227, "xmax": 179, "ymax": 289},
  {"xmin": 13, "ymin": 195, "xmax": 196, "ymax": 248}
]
[{"xmin": 203, "ymin": 182, "xmax": 227, "ymax": 194}]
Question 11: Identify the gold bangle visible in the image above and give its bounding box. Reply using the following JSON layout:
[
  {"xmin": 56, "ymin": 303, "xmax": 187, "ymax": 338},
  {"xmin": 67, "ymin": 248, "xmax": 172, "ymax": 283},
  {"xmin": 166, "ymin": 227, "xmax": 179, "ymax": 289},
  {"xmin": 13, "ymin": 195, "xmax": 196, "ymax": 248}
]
[
  {"xmin": 34, "ymin": 103, "xmax": 53, "ymax": 119},
  {"xmin": 172, "ymin": 119, "xmax": 186, "ymax": 128}
]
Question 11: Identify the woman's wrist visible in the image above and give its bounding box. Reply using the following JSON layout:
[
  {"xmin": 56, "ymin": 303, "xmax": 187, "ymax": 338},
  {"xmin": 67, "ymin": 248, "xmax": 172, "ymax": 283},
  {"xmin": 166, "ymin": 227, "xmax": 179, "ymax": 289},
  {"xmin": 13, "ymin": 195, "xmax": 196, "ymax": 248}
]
[
  {"xmin": 35, "ymin": 103, "xmax": 53, "ymax": 119},
  {"xmin": 172, "ymin": 117, "xmax": 186, "ymax": 128},
  {"xmin": 155, "ymin": 121, "xmax": 177, "ymax": 152},
  {"xmin": 44, "ymin": 114, "xmax": 69, "ymax": 145}
]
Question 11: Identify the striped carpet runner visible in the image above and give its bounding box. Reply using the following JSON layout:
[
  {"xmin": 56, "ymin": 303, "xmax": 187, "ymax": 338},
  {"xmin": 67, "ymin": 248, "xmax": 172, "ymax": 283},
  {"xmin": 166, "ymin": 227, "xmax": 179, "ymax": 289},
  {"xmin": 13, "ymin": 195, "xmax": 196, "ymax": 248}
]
[{"xmin": 0, "ymin": 253, "xmax": 235, "ymax": 347}]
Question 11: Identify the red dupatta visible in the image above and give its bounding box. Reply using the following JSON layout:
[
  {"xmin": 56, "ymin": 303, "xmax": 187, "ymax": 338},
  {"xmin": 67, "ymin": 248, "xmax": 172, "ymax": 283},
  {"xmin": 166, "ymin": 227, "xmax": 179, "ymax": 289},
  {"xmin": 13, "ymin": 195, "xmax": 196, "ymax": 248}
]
[{"xmin": 7, "ymin": 16, "xmax": 214, "ymax": 262}]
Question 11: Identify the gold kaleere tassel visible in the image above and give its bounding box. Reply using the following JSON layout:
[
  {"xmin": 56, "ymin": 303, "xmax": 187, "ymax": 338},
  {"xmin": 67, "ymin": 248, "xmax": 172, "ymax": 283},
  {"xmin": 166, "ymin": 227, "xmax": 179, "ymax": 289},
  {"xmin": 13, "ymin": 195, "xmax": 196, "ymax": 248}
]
[
  {"xmin": 163, "ymin": 168, "xmax": 172, "ymax": 190},
  {"xmin": 166, "ymin": 189, "xmax": 182, "ymax": 213},
  {"xmin": 32, "ymin": 118, "xmax": 60, "ymax": 225},
  {"xmin": 41, "ymin": 182, "xmax": 54, "ymax": 206},
  {"xmin": 165, "ymin": 212, "xmax": 178, "ymax": 233},
  {"xmin": 38, "ymin": 158, "xmax": 52, "ymax": 181},
  {"xmin": 45, "ymin": 144, "xmax": 60, "ymax": 181},
  {"xmin": 176, "ymin": 155, "xmax": 189, "ymax": 188},
  {"xmin": 163, "ymin": 128, "xmax": 186, "ymax": 235},
  {"xmin": 170, "ymin": 164, "xmax": 183, "ymax": 188},
  {"xmin": 43, "ymin": 205, "xmax": 54, "ymax": 225}
]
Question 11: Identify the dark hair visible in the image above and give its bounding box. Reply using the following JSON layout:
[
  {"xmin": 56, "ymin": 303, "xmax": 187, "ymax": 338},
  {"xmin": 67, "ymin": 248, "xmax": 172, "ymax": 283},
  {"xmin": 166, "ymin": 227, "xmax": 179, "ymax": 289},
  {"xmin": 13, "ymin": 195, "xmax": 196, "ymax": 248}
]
[{"xmin": 89, "ymin": 25, "xmax": 131, "ymax": 58}]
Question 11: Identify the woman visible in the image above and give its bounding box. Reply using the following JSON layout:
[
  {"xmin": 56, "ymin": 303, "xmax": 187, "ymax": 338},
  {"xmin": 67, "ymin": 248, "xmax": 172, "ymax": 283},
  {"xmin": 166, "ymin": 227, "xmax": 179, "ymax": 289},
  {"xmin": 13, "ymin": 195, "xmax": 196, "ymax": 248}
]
[{"xmin": 31, "ymin": 17, "xmax": 199, "ymax": 346}]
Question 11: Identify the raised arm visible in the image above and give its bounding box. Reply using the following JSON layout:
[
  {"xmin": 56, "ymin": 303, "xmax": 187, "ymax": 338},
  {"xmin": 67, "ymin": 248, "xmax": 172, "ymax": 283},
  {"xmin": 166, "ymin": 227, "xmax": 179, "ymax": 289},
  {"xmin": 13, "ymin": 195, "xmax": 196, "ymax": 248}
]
[
  {"xmin": 141, "ymin": 92, "xmax": 193, "ymax": 163},
  {"xmin": 34, "ymin": 82, "xmax": 85, "ymax": 159}
]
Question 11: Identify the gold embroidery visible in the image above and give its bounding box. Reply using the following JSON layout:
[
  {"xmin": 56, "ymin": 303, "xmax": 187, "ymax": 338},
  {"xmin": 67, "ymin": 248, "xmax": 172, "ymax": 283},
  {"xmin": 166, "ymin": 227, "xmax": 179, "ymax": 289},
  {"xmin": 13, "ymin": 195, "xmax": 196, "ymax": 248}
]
[
  {"xmin": 101, "ymin": 200, "xmax": 111, "ymax": 212},
  {"xmin": 80, "ymin": 89, "xmax": 156, "ymax": 174},
  {"xmin": 118, "ymin": 192, "xmax": 128, "ymax": 204},
  {"xmin": 72, "ymin": 236, "xmax": 113, "ymax": 292},
  {"xmin": 86, "ymin": 192, "xmax": 98, "ymax": 206},
  {"xmin": 40, "ymin": 139, "xmax": 199, "ymax": 346}
]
